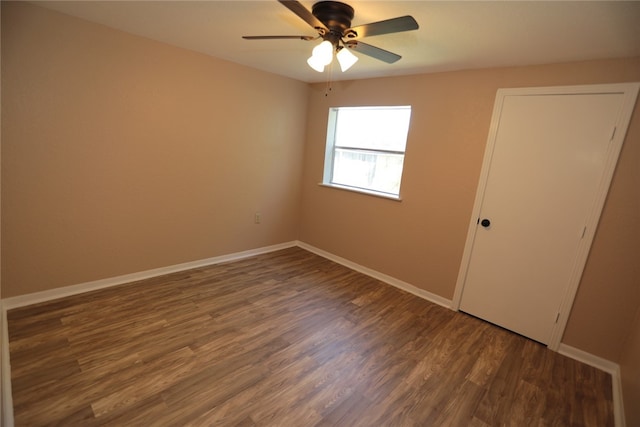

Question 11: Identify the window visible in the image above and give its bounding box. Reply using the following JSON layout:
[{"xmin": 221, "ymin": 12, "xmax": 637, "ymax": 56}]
[{"xmin": 322, "ymin": 106, "xmax": 412, "ymax": 198}]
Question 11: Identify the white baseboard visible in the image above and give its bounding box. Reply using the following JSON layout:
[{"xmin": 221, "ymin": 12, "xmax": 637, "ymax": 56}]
[
  {"xmin": 2, "ymin": 239, "xmax": 452, "ymax": 313},
  {"xmin": 2, "ymin": 241, "xmax": 297, "ymax": 310},
  {"xmin": 558, "ymin": 343, "xmax": 625, "ymax": 427},
  {"xmin": 296, "ymin": 241, "xmax": 453, "ymax": 309}
]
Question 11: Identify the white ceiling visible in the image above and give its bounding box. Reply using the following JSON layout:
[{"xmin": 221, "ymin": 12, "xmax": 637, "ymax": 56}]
[{"xmin": 33, "ymin": 1, "xmax": 640, "ymax": 83}]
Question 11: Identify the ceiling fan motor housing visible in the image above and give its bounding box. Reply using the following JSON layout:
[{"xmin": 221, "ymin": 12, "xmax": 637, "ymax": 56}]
[{"xmin": 312, "ymin": 1, "xmax": 355, "ymax": 42}]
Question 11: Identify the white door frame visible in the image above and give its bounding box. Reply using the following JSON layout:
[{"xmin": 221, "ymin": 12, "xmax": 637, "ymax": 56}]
[{"xmin": 452, "ymin": 82, "xmax": 639, "ymax": 351}]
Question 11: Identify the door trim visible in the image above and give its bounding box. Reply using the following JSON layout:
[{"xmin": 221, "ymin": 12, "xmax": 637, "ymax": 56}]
[{"xmin": 452, "ymin": 82, "xmax": 639, "ymax": 351}]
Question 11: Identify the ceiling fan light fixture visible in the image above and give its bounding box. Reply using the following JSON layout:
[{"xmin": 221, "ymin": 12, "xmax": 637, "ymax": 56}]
[
  {"xmin": 336, "ymin": 46, "xmax": 358, "ymax": 72},
  {"xmin": 311, "ymin": 40, "xmax": 334, "ymax": 66},
  {"xmin": 307, "ymin": 54, "xmax": 326, "ymax": 72},
  {"xmin": 243, "ymin": 1, "xmax": 419, "ymax": 74}
]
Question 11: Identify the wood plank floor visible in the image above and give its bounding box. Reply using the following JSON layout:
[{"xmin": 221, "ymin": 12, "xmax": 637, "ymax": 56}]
[{"xmin": 8, "ymin": 247, "xmax": 613, "ymax": 426}]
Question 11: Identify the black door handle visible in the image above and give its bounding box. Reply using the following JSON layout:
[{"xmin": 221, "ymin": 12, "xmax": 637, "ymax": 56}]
[{"xmin": 480, "ymin": 219, "xmax": 491, "ymax": 228}]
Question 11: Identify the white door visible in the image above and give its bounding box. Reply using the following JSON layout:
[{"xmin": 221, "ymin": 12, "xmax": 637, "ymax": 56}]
[{"xmin": 457, "ymin": 84, "xmax": 638, "ymax": 346}]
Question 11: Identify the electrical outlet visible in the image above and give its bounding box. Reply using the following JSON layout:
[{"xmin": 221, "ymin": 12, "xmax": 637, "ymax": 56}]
[{"xmin": 254, "ymin": 212, "xmax": 261, "ymax": 224}]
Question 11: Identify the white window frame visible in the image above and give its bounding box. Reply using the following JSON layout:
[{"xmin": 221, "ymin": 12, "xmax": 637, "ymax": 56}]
[{"xmin": 321, "ymin": 106, "xmax": 411, "ymax": 200}]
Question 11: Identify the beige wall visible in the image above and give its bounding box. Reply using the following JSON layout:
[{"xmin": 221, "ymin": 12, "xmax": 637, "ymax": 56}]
[
  {"xmin": 1, "ymin": 2, "xmax": 308, "ymax": 298},
  {"xmin": 621, "ymin": 307, "xmax": 640, "ymax": 426},
  {"xmin": 299, "ymin": 58, "xmax": 640, "ymax": 362}
]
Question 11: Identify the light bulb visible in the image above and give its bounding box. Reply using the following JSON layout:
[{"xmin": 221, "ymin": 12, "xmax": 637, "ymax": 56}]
[{"xmin": 337, "ymin": 47, "xmax": 358, "ymax": 72}]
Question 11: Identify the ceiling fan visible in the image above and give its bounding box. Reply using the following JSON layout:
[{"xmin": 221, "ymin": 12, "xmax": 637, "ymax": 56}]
[{"xmin": 243, "ymin": 0, "xmax": 419, "ymax": 72}]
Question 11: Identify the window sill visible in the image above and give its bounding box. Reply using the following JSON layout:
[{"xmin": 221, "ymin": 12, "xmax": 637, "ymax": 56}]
[{"xmin": 318, "ymin": 183, "xmax": 402, "ymax": 201}]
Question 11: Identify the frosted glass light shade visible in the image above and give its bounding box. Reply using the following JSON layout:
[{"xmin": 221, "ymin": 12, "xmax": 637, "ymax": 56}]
[
  {"xmin": 312, "ymin": 40, "xmax": 334, "ymax": 66},
  {"xmin": 307, "ymin": 55, "xmax": 325, "ymax": 72},
  {"xmin": 337, "ymin": 47, "xmax": 358, "ymax": 72}
]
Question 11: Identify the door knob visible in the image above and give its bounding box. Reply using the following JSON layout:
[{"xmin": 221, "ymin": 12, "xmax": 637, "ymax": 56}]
[{"xmin": 480, "ymin": 219, "xmax": 491, "ymax": 228}]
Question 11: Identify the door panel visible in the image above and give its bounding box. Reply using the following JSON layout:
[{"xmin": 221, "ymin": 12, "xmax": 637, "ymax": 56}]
[{"xmin": 459, "ymin": 93, "xmax": 623, "ymax": 344}]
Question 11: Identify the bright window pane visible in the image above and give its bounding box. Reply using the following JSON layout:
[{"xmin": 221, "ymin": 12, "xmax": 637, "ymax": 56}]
[
  {"xmin": 332, "ymin": 149, "xmax": 405, "ymax": 195},
  {"xmin": 334, "ymin": 107, "xmax": 411, "ymax": 151},
  {"xmin": 323, "ymin": 106, "xmax": 412, "ymax": 197}
]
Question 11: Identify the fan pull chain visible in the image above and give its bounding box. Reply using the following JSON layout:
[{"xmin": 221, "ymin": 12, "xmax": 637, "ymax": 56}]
[{"xmin": 324, "ymin": 60, "xmax": 334, "ymax": 97}]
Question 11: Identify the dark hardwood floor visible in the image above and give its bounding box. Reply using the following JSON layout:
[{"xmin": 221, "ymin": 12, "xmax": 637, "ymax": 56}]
[{"xmin": 8, "ymin": 247, "xmax": 613, "ymax": 426}]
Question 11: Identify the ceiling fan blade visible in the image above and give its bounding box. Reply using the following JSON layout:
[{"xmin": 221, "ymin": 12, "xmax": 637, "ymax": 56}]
[
  {"xmin": 243, "ymin": 35, "xmax": 316, "ymax": 41},
  {"xmin": 278, "ymin": 0, "xmax": 328, "ymax": 32},
  {"xmin": 345, "ymin": 41, "xmax": 401, "ymax": 64},
  {"xmin": 347, "ymin": 16, "xmax": 418, "ymax": 39}
]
